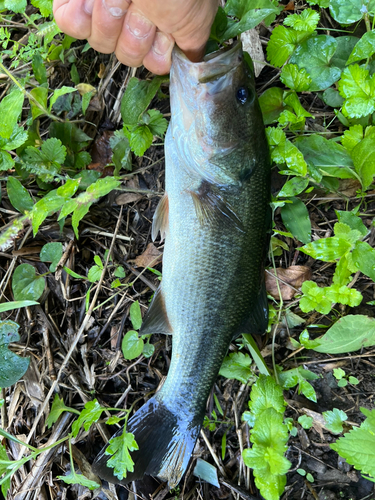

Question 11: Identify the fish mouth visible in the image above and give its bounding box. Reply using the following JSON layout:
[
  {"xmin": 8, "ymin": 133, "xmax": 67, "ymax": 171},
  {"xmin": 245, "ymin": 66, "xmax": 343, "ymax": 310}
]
[{"xmin": 172, "ymin": 41, "xmax": 243, "ymax": 86}]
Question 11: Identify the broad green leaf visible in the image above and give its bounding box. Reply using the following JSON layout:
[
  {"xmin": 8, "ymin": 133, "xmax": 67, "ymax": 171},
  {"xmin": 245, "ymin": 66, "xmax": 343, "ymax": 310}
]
[
  {"xmin": 283, "ymin": 9, "xmax": 319, "ymax": 32},
  {"xmin": 299, "ymin": 281, "xmax": 332, "ymax": 315},
  {"xmin": 314, "ymin": 314, "xmax": 375, "ymax": 353},
  {"xmin": 0, "ymin": 88, "xmax": 24, "ymax": 140},
  {"xmin": 330, "ymin": 0, "xmax": 375, "ymax": 24},
  {"xmin": 12, "ymin": 263, "xmax": 45, "ymax": 301},
  {"xmin": 30, "ymin": 87, "xmax": 48, "ymax": 120},
  {"xmin": 280, "ymin": 64, "xmax": 312, "ymax": 91},
  {"xmin": 333, "ymin": 254, "xmax": 355, "ymax": 286},
  {"xmin": 31, "ymin": 0, "xmax": 53, "ymax": 15},
  {"xmin": 111, "ymin": 131, "xmax": 132, "ymax": 174},
  {"xmin": 47, "ymin": 394, "xmax": 77, "ymax": 428},
  {"xmin": 290, "ymin": 35, "xmax": 341, "ymax": 91},
  {"xmin": 219, "ymin": 352, "xmax": 253, "ymax": 384},
  {"xmin": 32, "ymin": 53, "xmax": 47, "ymax": 85},
  {"xmin": 0, "ymin": 150, "xmax": 14, "ymax": 171},
  {"xmin": 4, "ymin": 0, "xmax": 27, "ymax": 12},
  {"xmin": 330, "ymin": 36, "xmax": 359, "ymax": 69},
  {"xmin": 121, "ymin": 76, "xmax": 167, "ymax": 126},
  {"xmin": 323, "ymin": 408, "xmax": 348, "ymax": 434},
  {"xmin": 298, "ymin": 415, "xmax": 314, "ymax": 429},
  {"xmin": 49, "ymin": 86, "xmax": 77, "ymax": 111},
  {"xmin": 105, "ymin": 430, "xmax": 138, "ymax": 480},
  {"xmin": 280, "ymin": 197, "xmax": 311, "ymax": 244},
  {"xmin": 341, "ymin": 124, "xmax": 364, "ymax": 152},
  {"xmin": 88, "ymin": 264, "xmax": 103, "ymax": 283},
  {"xmin": 338, "ymin": 64, "xmax": 375, "ymax": 118},
  {"xmin": 72, "ymin": 399, "xmax": 105, "ymax": 437},
  {"xmin": 322, "ymin": 88, "xmax": 344, "ymax": 108},
  {"xmin": 0, "ymin": 320, "xmax": 30, "ymax": 387},
  {"xmin": 294, "ymin": 135, "xmax": 356, "ymax": 180},
  {"xmin": 259, "ymin": 87, "xmax": 285, "ymax": 124},
  {"xmin": 142, "ymin": 341, "xmax": 155, "ymax": 358},
  {"xmin": 331, "ymin": 422, "xmax": 375, "ymax": 479},
  {"xmin": 351, "ymin": 133, "xmax": 375, "ymax": 188},
  {"xmin": 58, "ymin": 470, "xmax": 100, "ymax": 490},
  {"xmin": 0, "ymin": 301, "xmax": 38, "ymax": 313},
  {"xmin": 307, "ymin": 0, "xmax": 329, "ymax": 6},
  {"xmin": 336, "ymin": 210, "xmax": 368, "ymax": 236},
  {"xmin": 267, "ymin": 26, "xmax": 311, "ymax": 67},
  {"xmin": 147, "ymin": 109, "xmax": 168, "ymax": 137},
  {"xmin": 6, "ymin": 177, "xmax": 33, "ymax": 214},
  {"xmin": 130, "ymin": 300, "xmax": 142, "ymax": 330},
  {"xmin": 249, "ymin": 375, "xmax": 286, "ymax": 415},
  {"xmin": 126, "ymin": 124, "xmax": 153, "ymax": 157},
  {"xmin": 300, "ymin": 237, "xmax": 352, "ymax": 261},
  {"xmin": 266, "ymin": 127, "xmax": 307, "ymax": 175},
  {"xmin": 352, "ymin": 241, "xmax": 375, "ymax": 281},
  {"xmin": 325, "ymin": 284, "xmax": 362, "ymax": 307},
  {"xmin": 278, "ymin": 177, "xmax": 309, "ymax": 197},
  {"xmin": 40, "ymin": 242, "xmax": 63, "ymax": 272},
  {"xmin": 122, "ymin": 330, "xmax": 144, "ymax": 360},
  {"xmin": 348, "ymin": 30, "xmax": 375, "ymax": 64}
]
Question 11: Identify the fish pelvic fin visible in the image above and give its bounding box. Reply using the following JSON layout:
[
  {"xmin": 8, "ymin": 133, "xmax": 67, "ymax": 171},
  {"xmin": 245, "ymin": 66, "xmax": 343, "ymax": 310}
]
[
  {"xmin": 140, "ymin": 286, "xmax": 173, "ymax": 336},
  {"xmin": 188, "ymin": 181, "xmax": 244, "ymax": 232},
  {"xmin": 152, "ymin": 193, "xmax": 169, "ymax": 242},
  {"xmin": 92, "ymin": 397, "xmax": 201, "ymax": 489}
]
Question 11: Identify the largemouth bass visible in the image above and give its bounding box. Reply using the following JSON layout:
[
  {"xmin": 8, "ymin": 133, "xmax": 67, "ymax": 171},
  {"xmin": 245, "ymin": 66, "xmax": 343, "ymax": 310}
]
[{"xmin": 93, "ymin": 40, "xmax": 271, "ymax": 488}]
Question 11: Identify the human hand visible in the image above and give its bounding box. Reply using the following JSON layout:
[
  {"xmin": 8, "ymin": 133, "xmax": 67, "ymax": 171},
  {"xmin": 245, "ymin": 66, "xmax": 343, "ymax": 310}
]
[{"xmin": 53, "ymin": 0, "xmax": 219, "ymax": 74}]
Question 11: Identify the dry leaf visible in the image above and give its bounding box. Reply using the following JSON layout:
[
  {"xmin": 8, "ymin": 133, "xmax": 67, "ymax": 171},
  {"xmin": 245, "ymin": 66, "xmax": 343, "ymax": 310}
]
[
  {"xmin": 283, "ymin": 1, "xmax": 295, "ymax": 11},
  {"xmin": 116, "ymin": 176, "xmax": 143, "ymax": 205},
  {"xmin": 134, "ymin": 242, "xmax": 162, "ymax": 268},
  {"xmin": 241, "ymin": 29, "xmax": 265, "ymax": 77},
  {"xmin": 265, "ymin": 265, "xmax": 312, "ymax": 300}
]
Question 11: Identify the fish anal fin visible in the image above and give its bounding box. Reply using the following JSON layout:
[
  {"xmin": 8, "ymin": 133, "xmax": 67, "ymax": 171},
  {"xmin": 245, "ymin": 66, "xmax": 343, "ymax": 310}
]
[
  {"xmin": 188, "ymin": 182, "xmax": 244, "ymax": 232},
  {"xmin": 235, "ymin": 280, "xmax": 269, "ymax": 338},
  {"xmin": 152, "ymin": 193, "xmax": 169, "ymax": 242},
  {"xmin": 140, "ymin": 286, "xmax": 173, "ymax": 336}
]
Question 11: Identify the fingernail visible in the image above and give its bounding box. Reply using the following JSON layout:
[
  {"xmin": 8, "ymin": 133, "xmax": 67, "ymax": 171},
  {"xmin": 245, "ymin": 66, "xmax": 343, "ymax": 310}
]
[
  {"xmin": 84, "ymin": 0, "xmax": 95, "ymax": 15},
  {"xmin": 102, "ymin": 0, "xmax": 127, "ymax": 18},
  {"xmin": 153, "ymin": 32, "xmax": 173, "ymax": 56},
  {"xmin": 127, "ymin": 12, "xmax": 153, "ymax": 38}
]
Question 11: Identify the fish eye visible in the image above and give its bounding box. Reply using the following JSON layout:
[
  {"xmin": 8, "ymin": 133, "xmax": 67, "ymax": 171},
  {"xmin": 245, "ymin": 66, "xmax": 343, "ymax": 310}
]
[{"xmin": 236, "ymin": 87, "xmax": 249, "ymax": 104}]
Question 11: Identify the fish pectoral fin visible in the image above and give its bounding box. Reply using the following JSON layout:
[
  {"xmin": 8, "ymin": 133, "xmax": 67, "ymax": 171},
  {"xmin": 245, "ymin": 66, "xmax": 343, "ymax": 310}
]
[
  {"xmin": 152, "ymin": 193, "xmax": 169, "ymax": 242},
  {"xmin": 189, "ymin": 182, "xmax": 244, "ymax": 232},
  {"xmin": 140, "ymin": 286, "xmax": 173, "ymax": 336},
  {"xmin": 235, "ymin": 280, "xmax": 269, "ymax": 338}
]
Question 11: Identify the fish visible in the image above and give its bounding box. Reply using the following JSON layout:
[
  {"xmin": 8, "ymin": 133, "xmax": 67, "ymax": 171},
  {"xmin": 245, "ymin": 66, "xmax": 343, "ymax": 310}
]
[{"xmin": 92, "ymin": 40, "xmax": 271, "ymax": 488}]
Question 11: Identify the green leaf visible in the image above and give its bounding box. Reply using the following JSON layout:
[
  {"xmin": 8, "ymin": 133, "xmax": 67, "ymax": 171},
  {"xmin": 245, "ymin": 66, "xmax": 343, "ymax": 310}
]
[
  {"xmin": 242, "ymin": 333, "xmax": 270, "ymax": 376},
  {"xmin": 294, "ymin": 135, "xmax": 356, "ymax": 180},
  {"xmin": 4, "ymin": 0, "xmax": 27, "ymax": 12},
  {"xmin": 0, "ymin": 320, "xmax": 30, "ymax": 387},
  {"xmin": 87, "ymin": 264, "xmax": 103, "ymax": 283},
  {"xmin": 249, "ymin": 375, "xmax": 286, "ymax": 415},
  {"xmin": 314, "ymin": 314, "xmax": 375, "ymax": 353},
  {"xmin": 333, "ymin": 254, "xmax": 355, "ymax": 286},
  {"xmin": 322, "ymin": 88, "xmax": 344, "ymax": 108},
  {"xmin": 31, "ymin": 0, "xmax": 53, "ymax": 15},
  {"xmin": 333, "ymin": 368, "xmax": 346, "ymax": 380},
  {"xmin": 0, "ymin": 217, "xmax": 25, "ymax": 252},
  {"xmin": 72, "ymin": 400, "xmax": 105, "ymax": 437},
  {"xmin": 219, "ymin": 352, "xmax": 253, "ymax": 384},
  {"xmin": 30, "ymin": 86, "xmax": 48, "ymax": 120},
  {"xmin": 146, "ymin": 109, "xmax": 168, "ymax": 137},
  {"xmin": 348, "ymin": 30, "xmax": 375, "ymax": 64},
  {"xmin": 142, "ymin": 341, "xmax": 155, "ymax": 358},
  {"xmin": 0, "ymin": 301, "xmax": 39, "ymax": 313},
  {"xmin": 331, "ymin": 413, "xmax": 375, "ymax": 480},
  {"xmin": 122, "ymin": 330, "xmax": 144, "ymax": 360},
  {"xmin": 329, "ymin": 0, "xmax": 375, "ymax": 24},
  {"xmin": 300, "ymin": 237, "xmax": 352, "ymax": 261},
  {"xmin": 266, "ymin": 127, "xmax": 307, "ymax": 175},
  {"xmin": 32, "ymin": 53, "xmax": 47, "ymax": 85},
  {"xmin": 278, "ymin": 177, "xmax": 309, "ymax": 197},
  {"xmin": 290, "ymin": 35, "xmax": 341, "ymax": 91},
  {"xmin": 298, "ymin": 415, "xmax": 314, "ymax": 429},
  {"xmin": 351, "ymin": 133, "xmax": 375, "ymax": 189},
  {"xmin": 12, "ymin": 263, "xmax": 45, "ymax": 301},
  {"xmin": 58, "ymin": 470, "xmax": 100, "ymax": 490},
  {"xmin": 130, "ymin": 301, "xmax": 142, "ymax": 330},
  {"xmin": 283, "ymin": 8, "xmax": 320, "ymax": 32},
  {"xmin": 352, "ymin": 241, "xmax": 375, "ymax": 281},
  {"xmin": 299, "ymin": 281, "xmax": 332, "ymax": 315},
  {"xmin": 0, "ymin": 88, "xmax": 24, "ymax": 140},
  {"xmin": 338, "ymin": 64, "xmax": 375, "ymax": 118},
  {"xmin": 40, "ymin": 242, "xmax": 63, "ymax": 272},
  {"xmin": 325, "ymin": 284, "xmax": 363, "ymax": 307},
  {"xmin": 341, "ymin": 124, "xmax": 364, "ymax": 152},
  {"xmin": 280, "ymin": 197, "xmax": 311, "ymax": 244},
  {"xmin": 307, "ymin": 0, "xmax": 329, "ymax": 6},
  {"xmin": 121, "ymin": 76, "xmax": 166, "ymax": 126},
  {"xmin": 47, "ymin": 394, "xmax": 77, "ymax": 428},
  {"xmin": 267, "ymin": 26, "xmax": 311, "ymax": 67},
  {"xmin": 259, "ymin": 87, "xmax": 285, "ymax": 124},
  {"xmin": 280, "ymin": 64, "xmax": 312, "ymax": 91},
  {"xmin": 6, "ymin": 177, "xmax": 33, "ymax": 214},
  {"xmin": 49, "ymin": 86, "xmax": 77, "ymax": 111},
  {"xmin": 330, "ymin": 36, "xmax": 359, "ymax": 69},
  {"xmin": 105, "ymin": 429, "xmax": 138, "ymax": 480},
  {"xmin": 126, "ymin": 124, "xmax": 153, "ymax": 157}
]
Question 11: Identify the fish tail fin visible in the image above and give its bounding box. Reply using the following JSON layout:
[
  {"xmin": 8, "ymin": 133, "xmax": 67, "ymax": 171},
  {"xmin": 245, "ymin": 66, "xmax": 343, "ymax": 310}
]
[{"xmin": 92, "ymin": 397, "xmax": 201, "ymax": 488}]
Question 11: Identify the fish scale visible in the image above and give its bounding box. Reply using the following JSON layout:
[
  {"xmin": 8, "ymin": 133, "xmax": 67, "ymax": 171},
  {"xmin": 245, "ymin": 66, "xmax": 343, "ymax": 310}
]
[{"xmin": 93, "ymin": 40, "xmax": 271, "ymax": 488}]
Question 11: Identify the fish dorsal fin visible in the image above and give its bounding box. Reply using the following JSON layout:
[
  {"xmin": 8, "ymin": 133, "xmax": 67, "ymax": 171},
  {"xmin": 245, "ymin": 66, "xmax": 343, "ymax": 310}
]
[
  {"xmin": 140, "ymin": 286, "xmax": 173, "ymax": 336},
  {"xmin": 189, "ymin": 181, "xmax": 244, "ymax": 232},
  {"xmin": 234, "ymin": 280, "xmax": 269, "ymax": 338},
  {"xmin": 152, "ymin": 193, "xmax": 169, "ymax": 242}
]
